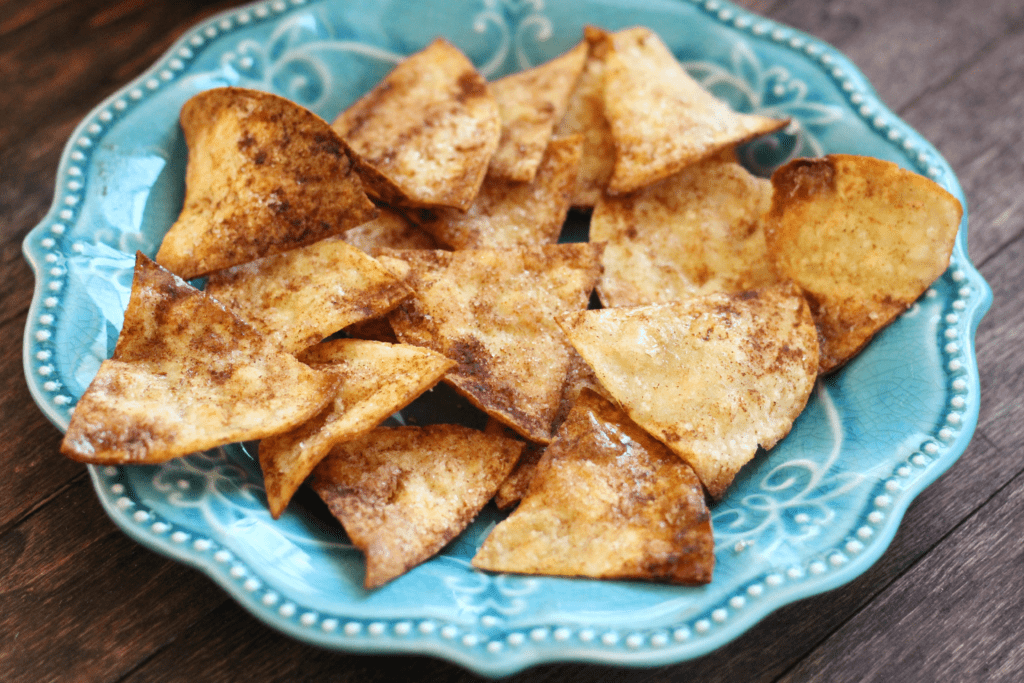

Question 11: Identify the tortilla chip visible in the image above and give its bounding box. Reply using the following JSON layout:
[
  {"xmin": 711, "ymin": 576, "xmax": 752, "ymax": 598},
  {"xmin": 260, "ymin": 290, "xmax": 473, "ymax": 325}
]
[
  {"xmin": 765, "ymin": 154, "xmax": 963, "ymax": 373},
  {"xmin": 310, "ymin": 424, "xmax": 523, "ymax": 588},
  {"xmin": 204, "ymin": 236, "xmax": 412, "ymax": 354},
  {"xmin": 419, "ymin": 135, "xmax": 582, "ymax": 249},
  {"xmin": 332, "ymin": 38, "xmax": 500, "ymax": 211},
  {"xmin": 558, "ymin": 283, "xmax": 818, "ymax": 498},
  {"xmin": 259, "ymin": 339, "xmax": 454, "ymax": 518},
  {"xmin": 482, "ymin": 419, "xmax": 543, "ymax": 509},
  {"xmin": 593, "ymin": 158, "xmax": 777, "ymax": 307},
  {"xmin": 386, "ymin": 243, "xmax": 603, "ymax": 443},
  {"xmin": 489, "ymin": 42, "xmax": 588, "ymax": 182},
  {"xmin": 552, "ymin": 346, "xmax": 607, "ymax": 431},
  {"xmin": 155, "ymin": 87, "xmax": 377, "ymax": 279},
  {"xmin": 60, "ymin": 253, "xmax": 338, "ymax": 465},
  {"xmin": 342, "ymin": 206, "xmax": 439, "ymax": 254},
  {"xmin": 473, "ymin": 389, "xmax": 714, "ymax": 584},
  {"xmin": 597, "ymin": 27, "xmax": 788, "ymax": 194},
  {"xmin": 555, "ymin": 29, "xmax": 614, "ymax": 208}
]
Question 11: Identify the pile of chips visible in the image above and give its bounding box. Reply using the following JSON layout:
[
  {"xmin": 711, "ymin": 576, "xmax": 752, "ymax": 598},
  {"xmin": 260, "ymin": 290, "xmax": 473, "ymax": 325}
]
[{"xmin": 61, "ymin": 26, "xmax": 962, "ymax": 589}]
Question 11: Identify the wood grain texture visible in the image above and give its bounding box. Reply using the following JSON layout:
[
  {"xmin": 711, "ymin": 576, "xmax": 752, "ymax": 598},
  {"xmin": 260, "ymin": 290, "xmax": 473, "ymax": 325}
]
[
  {"xmin": 0, "ymin": 476, "xmax": 228, "ymax": 683},
  {"xmin": 777, "ymin": 467, "xmax": 1024, "ymax": 683},
  {"xmin": 1, "ymin": 0, "xmax": 1020, "ymax": 681}
]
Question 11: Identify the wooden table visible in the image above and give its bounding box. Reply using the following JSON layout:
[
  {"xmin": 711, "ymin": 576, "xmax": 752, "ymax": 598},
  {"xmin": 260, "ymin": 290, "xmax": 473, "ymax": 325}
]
[{"xmin": 2, "ymin": 0, "xmax": 1021, "ymax": 680}]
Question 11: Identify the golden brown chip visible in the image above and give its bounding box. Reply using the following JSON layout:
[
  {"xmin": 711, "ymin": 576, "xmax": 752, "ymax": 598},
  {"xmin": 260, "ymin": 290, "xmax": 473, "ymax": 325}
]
[
  {"xmin": 204, "ymin": 236, "xmax": 412, "ymax": 354},
  {"xmin": 593, "ymin": 158, "xmax": 777, "ymax": 307},
  {"xmin": 765, "ymin": 154, "xmax": 963, "ymax": 373},
  {"xmin": 418, "ymin": 135, "xmax": 582, "ymax": 249},
  {"xmin": 259, "ymin": 339, "xmax": 454, "ymax": 519},
  {"xmin": 483, "ymin": 419, "xmax": 544, "ymax": 509},
  {"xmin": 332, "ymin": 38, "xmax": 500, "ymax": 211},
  {"xmin": 473, "ymin": 389, "xmax": 714, "ymax": 584},
  {"xmin": 341, "ymin": 206, "xmax": 439, "ymax": 254},
  {"xmin": 555, "ymin": 28, "xmax": 614, "ymax": 208},
  {"xmin": 155, "ymin": 87, "xmax": 377, "ymax": 279},
  {"xmin": 310, "ymin": 424, "xmax": 524, "ymax": 588},
  {"xmin": 60, "ymin": 253, "xmax": 338, "ymax": 465},
  {"xmin": 489, "ymin": 42, "xmax": 588, "ymax": 182},
  {"xmin": 386, "ymin": 243, "xmax": 603, "ymax": 443},
  {"xmin": 558, "ymin": 283, "xmax": 818, "ymax": 498},
  {"xmin": 552, "ymin": 346, "xmax": 607, "ymax": 431},
  {"xmin": 597, "ymin": 27, "xmax": 787, "ymax": 194}
]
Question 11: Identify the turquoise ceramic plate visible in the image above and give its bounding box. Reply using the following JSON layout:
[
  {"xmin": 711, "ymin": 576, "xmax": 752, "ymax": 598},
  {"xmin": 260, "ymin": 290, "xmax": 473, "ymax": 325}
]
[{"xmin": 22, "ymin": 0, "xmax": 991, "ymax": 676}]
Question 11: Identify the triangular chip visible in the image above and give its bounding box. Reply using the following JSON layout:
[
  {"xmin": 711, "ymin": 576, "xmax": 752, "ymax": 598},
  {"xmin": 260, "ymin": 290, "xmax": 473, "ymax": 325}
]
[
  {"xmin": 386, "ymin": 243, "xmax": 603, "ymax": 443},
  {"xmin": 488, "ymin": 42, "xmax": 588, "ymax": 182},
  {"xmin": 310, "ymin": 424, "xmax": 524, "ymax": 588},
  {"xmin": 332, "ymin": 38, "xmax": 500, "ymax": 211},
  {"xmin": 60, "ymin": 253, "xmax": 338, "ymax": 464},
  {"xmin": 765, "ymin": 154, "xmax": 963, "ymax": 373},
  {"xmin": 155, "ymin": 87, "xmax": 377, "ymax": 279},
  {"xmin": 558, "ymin": 283, "xmax": 818, "ymax": 498},
  {"xmin": 593, "ymin": 158, "xmax": 777, "ymax": 307},
  {"xmin": 483, "ymin": 418, "xmax": 544, "ymax": 510},
  {"xmin": 473, "ymin": 389, "xmax": 714, "ymax": 584},
  {"xmin": 341, "ymin": 206, "xmax": 439, "ymax": 254},
  {"xmin": 259, "ymin": 339, "xmax": 455, "ymax": 518},
  {"xmin": 555, "ymin": 29, "xmax": 615, "ymax": 208},
  {"xmin": 418, "ymin": 135, "xmax": 582, "ymax": 249},
  {"xmin": 204, "ymin": 236, "xmax": 412, "ymax": 354},
  {"xmin": 597, "ymin": 27, "xmax": 788, "ymax": 194}
]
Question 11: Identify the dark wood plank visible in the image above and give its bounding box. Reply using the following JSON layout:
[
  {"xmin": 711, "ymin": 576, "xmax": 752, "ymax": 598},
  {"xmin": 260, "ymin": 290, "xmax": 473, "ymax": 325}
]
[
  {"xmin": 972, "ymin": 233, "xmax": 1024, "ymax": 450},
  {"xmin": 899, "ymin": 26, "xmax": 1024, "ymax": 268},
  {"xmin": 776, "ymin": 469, "xmax": 1024, "ymax": 682},
  {"xmin": 0, "ymin": 474, "xmax": 229, "ymax": 683},
  {"xmin": 0, "ymin": 314, "xmax": 83, "ymax": 530},
  {"xmin": 769, "ymin": 0, "xmax": 1024, "ymax": 114}
]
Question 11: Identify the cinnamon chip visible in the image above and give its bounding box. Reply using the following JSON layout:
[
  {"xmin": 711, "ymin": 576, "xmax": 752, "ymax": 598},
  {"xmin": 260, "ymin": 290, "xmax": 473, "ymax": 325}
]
[
  {"xmin": 473, "ymin": 389, "xmax": 714, "ymax": 584},
  {"xmin": 332, "ymin": 38, "xmax": 501, "ymax": 211},
  {"xmin": 310, "ymin": 424, "xmax": 523, "ymax": 588},
  {"xmin": 60, "ymin": 254, "xmax": 337, "ymax": 464},
  {"xmin": 156, "ymin": 87, "xmax": 377, "ymax": 279}
]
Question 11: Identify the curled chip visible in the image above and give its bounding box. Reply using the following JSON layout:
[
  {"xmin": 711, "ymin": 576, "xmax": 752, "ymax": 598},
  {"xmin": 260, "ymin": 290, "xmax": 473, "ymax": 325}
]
[
  {"xmin": 555, "ymin": 28, "xmax": 614, "ymax": 208},
  {"xmin": 259, "ymin": 339, "xmax": 454, "ymax": 519},
  {"xmin": 473, "ymin": 389, "xmax": 714, "ymax": 584},
  {"xmin": 419, "ymin": 135, "xmax": 582, "ymax": 249},
  {"xmin": 558, "ymin": 283, "xmax": 818, "ymax": 498},
  {"xmin": 597, "ymin": 26, "xmax": 787, "ymax": 195},
  {"xmin": 156, "ymin": 87, "xmax": 377, "ymax": 279},
  {"xmin": 386, "ymin": 243, "xmax": 603, "ymax": 443},
  {"xmin": 593, "ymin": 158, "xmax": 777, "ymax": 307},
  {"xmin": 765, "ymin": 154, "xmax": 963, "ymax": 373},
  {"xmin": 310, "ymin": 424, "xmax": 523, "ymax": 588},
  {"xmin": 488, "ymin": 41, "xmax": 588, "ymax": 182},
  {"xmin": 61, "ymin": 254, "xmax": 338, "ymax": 465},
  {"xmin": 332, "ymin": 38, "xmax": 500, "ymax": 211},
  {"xmin": 205, "ymin": 236, "xmax": 413, "ymax": 354}
]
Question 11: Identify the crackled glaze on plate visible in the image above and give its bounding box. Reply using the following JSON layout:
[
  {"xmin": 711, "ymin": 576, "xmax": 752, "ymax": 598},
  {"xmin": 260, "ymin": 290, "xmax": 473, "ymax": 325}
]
[{"xmin": 22, "ymin": 0, "xmax": 991, "ymax": 676}]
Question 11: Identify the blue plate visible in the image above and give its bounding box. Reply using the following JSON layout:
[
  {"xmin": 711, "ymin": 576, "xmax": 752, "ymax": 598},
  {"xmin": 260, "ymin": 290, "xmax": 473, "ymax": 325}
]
[{"xmin": 22, "ymin": 0, "xmax": 991, "ymax": 676}]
